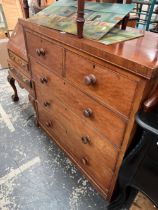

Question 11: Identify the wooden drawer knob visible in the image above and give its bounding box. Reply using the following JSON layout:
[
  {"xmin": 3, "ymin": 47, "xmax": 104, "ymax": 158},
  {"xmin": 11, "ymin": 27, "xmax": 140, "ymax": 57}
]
[
  {"xmin": 40, "ymin": 48, "xmax": 45, "ymax": 56},
  {"xmin": 36, "ymin": 48, "xmax": 41, "ymax": 56},
  {"xmin": 45, "ymin": 121, "xmax": 52, "ymax": 128},
  {"xmin": 84, "ymin": 74, "xmax": 96, "ymax": 85},
  {"xmin": 10, "ymin": 67, "xmax": 15, "ymax": 71},
  {"xmin": 40, "ymin": 77, "xmax": 48, "ymax": 84},
  {"xmin": 83, "ymin": 108, "xmax": 93, "ymax": 118},
  {"xmin": 36, "ymin": 48, "xmax": 45, "ymax": 56},
  {"xmin": 43, "ymin": 101, "xmax": 50, "ymax": 107},
  {"xmin": 22, "ymin": 63, "xmax": 26, "ymax": 67},
  {"xmin": 81, "ymin": 157, "xmax": 88, "ymax": 165},
  {"xmin": 81, "ymin": 136, "xmax": 90, "ymax": 144}
]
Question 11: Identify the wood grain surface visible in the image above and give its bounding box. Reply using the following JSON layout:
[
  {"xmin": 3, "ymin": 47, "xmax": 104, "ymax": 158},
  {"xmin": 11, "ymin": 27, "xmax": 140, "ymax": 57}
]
[
  {"xmin": 130, "ymin": 192, "xmax": 157, "ymax": 210},
  {"xmin": 7, "ymin": 19, "xmax": 158, "ymax": 201}
]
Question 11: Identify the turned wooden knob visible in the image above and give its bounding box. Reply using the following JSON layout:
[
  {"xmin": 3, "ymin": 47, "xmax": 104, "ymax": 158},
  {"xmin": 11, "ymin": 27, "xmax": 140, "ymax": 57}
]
[
  {"xmin": 45, "ymin": 121, "xmax": 52, "ymax": 127},
  {"xmin": 10, "ymin": 67, "xmax": 15, "ymax": 71},
  {"xmin": 40, "ymin": 77, "xmax": 48, "ymax": 84},
  {"xmin": 84, "ymin": 74, "xmax": 96, "ymax": 85},
  {"xmin": 83, "ymin": 108, "xmax": 93, "ymax": 118},
  {"xmin": 81, "ymin": 136, "xmax": 90, "ymax": 144},
  {"xmin": 40, "ymin": 48, "xmax": 45, "ymax": 56},
  {"xmin": 36, "ymin": 48, "xmax": 45, "ymax": 56},
  {"xmin": 43, "ymin": 101, "xmax": 50, "ymax": 107},
  {"xmin": 36, "ymin": 48, "xmax": 41, "ymax": 56},
  {"xmin": 81, "ymin": 157, "xmax": 88, "ymax": 165},
  {"xmin": 22, "ymin": 63, "xmax": 26, "ymax": 67}
]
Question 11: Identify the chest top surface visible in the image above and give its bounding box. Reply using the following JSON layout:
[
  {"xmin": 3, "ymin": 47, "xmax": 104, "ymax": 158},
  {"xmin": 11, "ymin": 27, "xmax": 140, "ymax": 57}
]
[{"xmin": 20, "ymin": 18, "xmax": 158, "ymax": 79}]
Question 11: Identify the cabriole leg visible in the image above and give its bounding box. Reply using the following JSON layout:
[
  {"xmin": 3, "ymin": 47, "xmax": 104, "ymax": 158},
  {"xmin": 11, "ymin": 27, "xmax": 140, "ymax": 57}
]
[{"xmin": 7, "ymin": 75, "xmax": 19, "ymax": 102}]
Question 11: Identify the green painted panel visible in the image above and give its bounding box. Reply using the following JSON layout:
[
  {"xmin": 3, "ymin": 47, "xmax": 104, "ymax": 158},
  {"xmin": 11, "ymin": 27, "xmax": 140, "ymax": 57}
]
[{"xmin": 29, "ymin": 1, "xmax": 144, "ymax": 44}]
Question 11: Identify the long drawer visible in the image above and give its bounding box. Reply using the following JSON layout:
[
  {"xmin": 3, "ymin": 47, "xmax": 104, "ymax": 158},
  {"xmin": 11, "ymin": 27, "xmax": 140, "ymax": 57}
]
[
  {"xmin": 65, "ymin": 51, "xmax": 137, "ymax": 117},
  {"xmin": 31, "ymin": 59, "xmax": 126, "ymax": 148},
  {"xmin": 37, "ymin": 102, "xmax": 117, "ymax": 194},
  {"xmin": 8, "ymin": 50, "xmax": 29, "ymax": 77},
  {"xmin": 8, "ymin": 58, "xmax": 30, "ymax": 79},
  {"xmin": 25, "ymin": 31, "xmax": 63, "ymax": 76}
]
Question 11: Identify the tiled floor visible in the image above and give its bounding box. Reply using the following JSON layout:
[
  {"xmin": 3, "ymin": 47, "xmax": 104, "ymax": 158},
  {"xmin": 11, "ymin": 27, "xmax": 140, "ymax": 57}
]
[{"xmin": 0, "ymin": 69, "xmax": 108, "ymax": 210}]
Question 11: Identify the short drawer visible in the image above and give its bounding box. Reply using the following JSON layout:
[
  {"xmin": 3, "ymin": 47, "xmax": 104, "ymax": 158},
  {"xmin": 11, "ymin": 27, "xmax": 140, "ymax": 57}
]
[
  {"xmin": 37, "ymin": 102, "xmax": 116, "ymax": 194},
  {"xmin": 26, "ymin": 31, "xmax": 63, "ymax": 76},
  {"xmin": 65, "ymin": 51, "xmax": 137, "ymax": 117},
  {"xmin": 8, "ymin": 50, "xmax": 29, "ymax": 76},
  {"xmin": 32, "ymin": 59, "xmax": 126, "ymax": 148},
  {"xmin": 9, "ymin": 64, "xmax": 33, "ymax": 94}
]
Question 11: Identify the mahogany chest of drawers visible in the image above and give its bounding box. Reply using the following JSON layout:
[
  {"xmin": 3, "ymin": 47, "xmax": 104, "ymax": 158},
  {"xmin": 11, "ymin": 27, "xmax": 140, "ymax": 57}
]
[{"xmin": 7, "ymin": 19, "xmax": 158, "ymax": 200}]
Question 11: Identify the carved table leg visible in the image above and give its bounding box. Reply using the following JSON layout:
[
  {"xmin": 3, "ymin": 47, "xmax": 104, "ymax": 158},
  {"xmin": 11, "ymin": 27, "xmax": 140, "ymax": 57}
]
[{"xmin": 7, "ymin": 75, "xmax": 19, "ymax": 102}]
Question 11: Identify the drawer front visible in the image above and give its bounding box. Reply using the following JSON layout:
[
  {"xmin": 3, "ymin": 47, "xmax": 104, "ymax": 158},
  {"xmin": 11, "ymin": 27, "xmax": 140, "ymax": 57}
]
[
  {"xmin": 65, "ymin": 51, "xmax": 137, "ymax": 117},
  {"xmin": 32, "ymin": 59, "xmax": 126, "ymax": 147},
  {"xmin": 8, "ymin": 50, "xmax": 29, "ymax": 76},
  {"xmin": 26, "ymin": 31, "xmax": 63, "ymax": 76},
  {"xmin": 9, "ymin": 64, "xmax": 33, "ymax": 94},
  {"xmin": 37, "ymin": 103, "xmax": 115, "ymax": 194}
]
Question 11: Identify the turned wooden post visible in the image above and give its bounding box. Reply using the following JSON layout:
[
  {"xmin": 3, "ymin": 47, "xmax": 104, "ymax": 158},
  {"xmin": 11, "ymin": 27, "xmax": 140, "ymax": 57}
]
[
  {"xmin": 23, "ymin": 0, "xmax": 29, "ymax": 18},
  {"xmin": 121, "ymin": 13, "xmax": 130, "ymax": 30},
  {"xmin": 76, "ymin": 0, "xmax": 85, "ymax": 38},
  {"xmin": 21, "ymin": 0, "xmax": 29, "ymax": 18},
  {"xmin": 37, "ymin": 0, "xmax": 42, "ymax": 7}
]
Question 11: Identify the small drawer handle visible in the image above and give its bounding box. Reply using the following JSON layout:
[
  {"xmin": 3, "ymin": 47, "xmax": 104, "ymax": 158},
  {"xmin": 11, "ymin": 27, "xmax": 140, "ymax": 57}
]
[
  {"xmin": 81, "ymin": 157, "xmax": 88, "ymax": 165},
  {"xmin": 40, "ymin": 77, "xmax": 48, "ymax": 84},
  {"xmin": 81, "ymin": 136, "xmax": 90, "ymax": 144},
  {"xmin": 40, "ymin": 48, "xmax": 45, "ymax": 56},
  {"xmin": 10, "ymin": 67, "xmax": 15, "ymax": 71},
  {"xmin": 36, "ymin": 48, "xmax": 45, "ymax": 56},
  {"xmin": 45, "ymin": 121, "xmax": 52, "ymax": 128},
  {"xmin": 83, "ymin": 108, "xmax": 93, "ymax": 118},
  {"xmin": 43, "ymin": 101, "xmax": 50, "ymax": 107},
  {"xmin": 36, "ymin": 48, "xmax": 41, "ymax": 56},
  {"xmin": 84, "ymin": 74, "xmax": 96, "ymax": 85}
]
